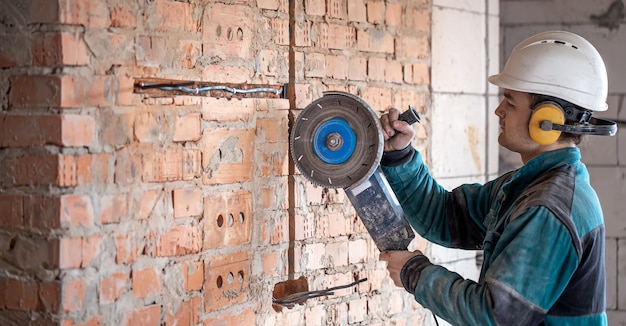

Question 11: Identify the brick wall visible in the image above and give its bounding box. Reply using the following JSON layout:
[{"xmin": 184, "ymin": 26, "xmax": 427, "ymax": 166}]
[
  {"xmin": 0, "ymin": 0, "xmax": 433, "ymax": 325},
  {"xmin": 500, "ymin": 1, "xmax": 626, "ymax": 324}
]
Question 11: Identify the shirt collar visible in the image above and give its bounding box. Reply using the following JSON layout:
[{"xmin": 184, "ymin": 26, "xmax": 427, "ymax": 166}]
[{"xmin": 511, "ymin": 147, "xmax": 581, "ymax": 183}]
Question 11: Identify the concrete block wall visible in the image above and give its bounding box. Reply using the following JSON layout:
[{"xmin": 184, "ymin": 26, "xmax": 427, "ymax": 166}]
[
  {"xmin": 499, "ymin": 0, "xmax": 626, "ymax": 324},
  {"xmin": 425, "ymin": 0, "xmax": 501, "ymax": 308},
  {"xmin": 0, "ymin": 0, "xmax": 460, "ymax": 325}
]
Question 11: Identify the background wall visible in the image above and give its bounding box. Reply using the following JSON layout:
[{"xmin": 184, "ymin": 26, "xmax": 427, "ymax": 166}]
[
  {"xmin": 0, "ymin": 0, "xmax": 492, "ymax": 325},
  {"xmin": 499, "ymin": 0, "xmax": 626, "ymax": 324}
]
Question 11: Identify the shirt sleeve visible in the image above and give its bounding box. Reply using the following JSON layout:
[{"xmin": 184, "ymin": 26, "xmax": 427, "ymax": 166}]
[
  {"xmin": 381, "ymin": 148, "xmax": 495, "ymax": 249},
  {"xmin": 413, "ymin": 206, "xmax": 579, "ymax": 326}
]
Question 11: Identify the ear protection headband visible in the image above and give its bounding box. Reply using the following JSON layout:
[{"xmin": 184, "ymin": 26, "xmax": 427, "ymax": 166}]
[{"xmin": 529, "ymin": 97, "xmax": 618, "ymax": 145}]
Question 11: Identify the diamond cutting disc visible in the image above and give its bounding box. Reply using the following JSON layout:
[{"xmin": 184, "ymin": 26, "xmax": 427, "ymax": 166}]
[{"xmin": 290, "ymin": 91, "xmax": 383, "ymax": 188}]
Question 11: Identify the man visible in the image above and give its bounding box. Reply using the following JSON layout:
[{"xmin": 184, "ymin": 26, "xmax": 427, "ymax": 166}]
[{"xmin": 379, "ymin": 31, "xmax": 616, "ymax": 325}]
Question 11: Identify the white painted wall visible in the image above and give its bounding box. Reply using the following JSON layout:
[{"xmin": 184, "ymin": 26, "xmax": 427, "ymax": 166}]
[{"xmin": 426, "ymin": 2, "xmax": 500, "ymax": 324}]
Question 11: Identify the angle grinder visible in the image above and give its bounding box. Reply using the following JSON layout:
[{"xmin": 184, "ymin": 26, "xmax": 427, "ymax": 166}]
[{"xmin": 290, "ymin": 91, "xmax": 421, "ymax": 251}]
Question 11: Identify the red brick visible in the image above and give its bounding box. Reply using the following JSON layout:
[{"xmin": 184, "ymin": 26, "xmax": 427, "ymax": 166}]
[
  {"xmin": 293, "ymin": 83, "xmax": 312, "ymax": 109},
  {"xmin": 385, "ymin": 3, "xmax": 402, "ymax": 26},
  {"xmin": 122, "ymin": 304, "xmax": 161, "ymax": 326},
  {"xmin": 295, "ymin": 21, "xmax": 312, "ymax": 47},
  {"xmin": 115, "ymin": 232, "xmax": 144, "ymax": 264},
  {"xmin": 99, "ymin": 272, "xmax": 129, "ymax": 305},
  {"xmin": 204, "ymin": 251, "xmax": 250, "ymax": 312},
  {"xmin": 367, "ymin": 1, "xmax": 385, "ymax": 24},
  {"xmin": 257, "ymin": 0, "xmax": 280, "ymax": 10},
  {"xmin": 407, "ymin": 7, "xmax": 431, "ymax": 32},
  {"xmin": 269, "ymin": 213, "xmax": 288, "ymax": 244},
  {"xmin": 0, "ymin": 195, "xmax": 24, "ymax": 227},
  {"xmin": 173, "ymin": 187, "xmax": 203, "ymax": 218},
  {"xmin": 405, "ymin": 63, "xmax": 430, "ymax": 85},
  {"xmin": 202, "ymin": 65, "xmax": 252, "ymax": 84},
  {"xmin": 202, "ymin": 4, "xmax": 253, "ymax": 58},
  {"xmin": 305, "ymin": 0, "xmax": 325, "ymax": 15},
  {"xmin": 1, "ymin": 277, "xmax": 38, "ymax": 310},
  {"xmin": 202, "ymin": 129, "xmax": 254, "ymax": 185},
  {"xmin": 259, "ymin": 187, "xmax": 276, "ymax": 209},
  {"xmin": 259, "ymin": 145, "xmax": 289, "ymax": 177},
  {"xmin": 137, "ymin": 189, "xmax": 163, "ymax": 220},
  {"xmin": 0, "ymin": 278, "xmax": 60, "ymax": 312},
  {"xmin": 357, "ymin": 29, "xmax": 394, "ymax": 53},
  {"xmin": 305, "ymin": 53, "xmax": 325, "ymax": 78},
  {"xmin": 348, "ymin": 0, "xmax": 367, "ymax": 22},
  {"xmin": 262, "ymin": 251, "xmax": 286, "ymax": 277},
  {"xmin": 271, "ymin": 18, "xmax": 289, "ymax": 46},
  {"xmin": 116, "ymin": 71, "xmax": 135, "ymax": 106},
  {"xmin": 368, "ymin": 57, "xmax": 386, "ymax": 81},
  {"xmin": 150, "ymin": 225, "xmax": 202, "ymax": 257},
  {"xmin": 348, "ymin": 57, "xmax": 367, "ymax": 81},
  {"xmin": 328, "ymin": 0, "xmax": 347, "ymax": 19},
  {"xmin": 134, "ymin": 111, "xmax": 165, "ymax": 143},
  {"xmin": 132, "ymin": 268, "xmax": 162, "ymax": 299},
  {"xmin": 22, "ymin": 195, "xmax": 61, "ymax": 228},
  {"xmin": 61, "ymin": 315, "xmax": 102, "ymax": 326},
  {"xmin": 100, "ymin": 193, "xmax": 128, "ymax": 224},
  {"xmin": 32, "ymin": 32, "xmax": 89, "ymax": 66},
  {"xmin": 325, "ymin": 55, "xmax": 349, "ymax": 80},
  {"xmin": 183, "ymin": 261, "xmax": 203, "ymax": 292},
  {"xmin": 363, "ymin": 87, "xmax": 393, "ymax": 112},
  {"xmin": 81, "ymin": 235, "xmax": 101, "ymax": 267},
  {"xmin": 203, "ymin": 308, "xmax": 254, "ymax": 325},
  {"xmin": 29, "ymin": 0, "xmax": 111, "ymax": 27},
  {"xmin": 386, "ymin": 61, "xmax": 404, "ymax": 83},
  {"xmin": 9, "ymin": 75, "xmax": 115, "ymax": 108},
  {"xmin": 0, "ymin": 114, "xmax": 94, "ymax": 147},
  {"xmin": 153, "ymin": 0, "xmax": 193, "ymax": 32},
  {"xmin": 100, "ymin": 108, "xmax": 133, "ymax": 146},
  {"xmin": 59, "ymin": 237, "xmax": 83, "ymax": 269},
  {"xmin": 59, "ymin": 235, "xmax": 101, "ymax": 269},
  {"xmin": 60, "ymin": 194, "xmax": 94, "ymax": 227},
  {"xmin": 201, "ymin": 97, "xmax": 254, "ymax": 123},
  {"xmin": 1, "ymin": 154, "xmax": 59, "ymax": 187},
  {"xmin": 317, "ymin": 24, "xmax": 355, "ymax": 50},
  {"xmin": 142, "ymin": 150, "xmax": 201, "ymax": 182},
  {"xmin": 62, "ymin": 278, "xmax": 87, "ymax": 313},
  {"xmin": 256, "ymin": 117, "xmax": 285, "ymax": 143},
  {"xmin": 136, "ymin": 36, "xmax": 166, "ymax": 68},
  {"xmin": 179, "ymin": 40, "xmax": 201, "ymax": 69},
  {"xmin": 165, "ymin": 296, "xmax": 202, "ymax": 326},
  {"xmin": 0, "ymin": 35, "xmax": 30, "ymax": 68},
  {"xmin": 203, "ymin": 191, "xmax": 252, "ymax": 249},
  {"xmin": 114, "ymin": 147, "xmax": 142, "ymax": 186},
  {"xmin": 110, "ymin": 4, "xmax": 137, "ymax": 28},
  {"xmin": 173, "ymin": 113, "xmax": 201, "ymax": 142},
  {"xmin": 396, "ymin": 35, "xmax": 430, "ymax": 59}
]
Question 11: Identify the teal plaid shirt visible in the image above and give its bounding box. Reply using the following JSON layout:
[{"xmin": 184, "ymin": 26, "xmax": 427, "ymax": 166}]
[{"xmin": 381, "ymin": 147, "xmax": 607, "ymax": 326}]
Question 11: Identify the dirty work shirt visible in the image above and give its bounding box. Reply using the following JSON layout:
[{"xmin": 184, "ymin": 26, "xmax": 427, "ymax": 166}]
[{"xmin": 381, "ymin": 147, "xmax": 607, "ymax": 326}]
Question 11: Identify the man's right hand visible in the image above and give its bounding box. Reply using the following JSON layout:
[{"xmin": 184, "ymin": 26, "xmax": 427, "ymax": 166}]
[{"xmin": 380, "ymin": 108, "xmax": 416, "ymax": 152}]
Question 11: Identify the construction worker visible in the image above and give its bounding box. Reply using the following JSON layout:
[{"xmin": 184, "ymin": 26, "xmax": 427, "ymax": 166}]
[{"xmin": 379, "ymin": 31, "xmax": 616, "ymax": 325}]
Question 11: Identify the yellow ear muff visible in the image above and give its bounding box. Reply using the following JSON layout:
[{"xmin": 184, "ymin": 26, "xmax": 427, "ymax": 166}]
[{"xmin": 529, "ymin": 102, "xmax": 565, "ymax": 145}]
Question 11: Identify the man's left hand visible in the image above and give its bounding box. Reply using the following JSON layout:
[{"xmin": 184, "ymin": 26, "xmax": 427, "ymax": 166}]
[{"xmin": 379, "ymin": 250, "xmax": 424, "ymax": 287}]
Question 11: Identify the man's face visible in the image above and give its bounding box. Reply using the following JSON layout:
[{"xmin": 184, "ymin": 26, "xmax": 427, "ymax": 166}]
[{"xmin": 495, "ymin": 89, "xmax": 540, "ymax": 159}]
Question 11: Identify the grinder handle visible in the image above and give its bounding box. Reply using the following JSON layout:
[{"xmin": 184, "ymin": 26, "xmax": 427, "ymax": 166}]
[{"xmin": 398, "ymin": 105, "xmax": 421, "ymax": 125}]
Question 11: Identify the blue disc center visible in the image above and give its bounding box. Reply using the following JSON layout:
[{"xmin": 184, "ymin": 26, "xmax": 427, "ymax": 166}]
[{"xmin": 312, "ymin": 118, "xmax": 356, "ymax": 164}]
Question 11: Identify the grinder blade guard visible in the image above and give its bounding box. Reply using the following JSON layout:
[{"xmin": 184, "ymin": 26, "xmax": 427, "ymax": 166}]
[{"xmin": 290, "ymin": 91, "xmax": 419, "ymax": 251}]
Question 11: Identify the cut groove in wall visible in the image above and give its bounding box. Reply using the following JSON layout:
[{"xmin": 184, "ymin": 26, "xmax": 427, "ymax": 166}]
[{"xmin": 134, "ymin": 78, "xmax": 287, "ymax": 99}]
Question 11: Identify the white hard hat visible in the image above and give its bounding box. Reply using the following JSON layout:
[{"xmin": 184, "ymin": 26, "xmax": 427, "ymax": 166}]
[{"xmin": 489, "ymin": 31, "xmax": 608, "ymax": 112}]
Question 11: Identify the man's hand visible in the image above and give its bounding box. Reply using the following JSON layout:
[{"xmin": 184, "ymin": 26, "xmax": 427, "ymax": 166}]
[
  {"xmin": 380, "ymin": 108, "xmax": 416, "ymax": 152},
  {"xmin": 379, "ymin": 250, "xmax": 424, "ymax": 288}
]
